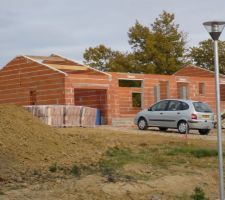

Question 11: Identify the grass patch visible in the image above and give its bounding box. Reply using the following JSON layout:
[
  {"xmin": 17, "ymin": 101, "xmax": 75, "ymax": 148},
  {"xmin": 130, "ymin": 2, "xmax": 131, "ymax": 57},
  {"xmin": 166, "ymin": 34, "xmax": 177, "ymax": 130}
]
[
  {"xmin": 98, "ymin": 147, "xmax": 144, "ymax": 181},
  {"xmin": 49, "ymin": 163, "xmax": 57, "ymax": 173},
  {"xmin": 190, "ymin": 187, "xmax": 209, "ymax": 200},
  {"xmin": 167, "ymin": 147, "xmax": 218, "ymax": 158},
  {"xmin": 99, "ymin": 147, "xmax": 148, "ymax": 170},
  {"xmin": 71, "ymin": 164, "xmax": 81, "ymax": 177},
  {"xmin": 99, "ymin": 146, "xmax": 193, "ymax": 172},
  {"xmin": 98, "ymin": 146, "xmax": 171, "ymax": 181},
  {"xmin": 82, "ymin": 143, "xmax": 219, "ymax": 182},
  {"xmin": 104, "ymin": 148, "xmax": 136, "ymax": 165}
]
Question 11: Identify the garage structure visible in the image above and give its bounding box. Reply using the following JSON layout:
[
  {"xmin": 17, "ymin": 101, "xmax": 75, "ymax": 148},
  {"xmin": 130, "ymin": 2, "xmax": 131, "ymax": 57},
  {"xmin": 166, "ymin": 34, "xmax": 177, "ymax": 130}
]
[{"xmin": 0, "ymin": 54, "xmax": 225, "ymax": 125}]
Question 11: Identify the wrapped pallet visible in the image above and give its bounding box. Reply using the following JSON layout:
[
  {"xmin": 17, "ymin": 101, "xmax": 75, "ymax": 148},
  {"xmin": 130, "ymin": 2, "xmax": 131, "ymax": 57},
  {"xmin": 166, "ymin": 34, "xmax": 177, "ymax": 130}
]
[
  {"xmin": 64, "ymin": 105, "xmax": 82, "ymax": 126},
  {"xmin": 36, "ymin": 106, "xmax": 50, "ymax": 125},
  {"xmin": 48, "ymin": 105, "xmax": 64, "ymax": 127},
  {"xmin": 24, "ymin": 105, "xmax": 98, "ymax": 127},
  {"xmin": 81, "ymin": 107, "xmax": 97, "ymax": 127}
]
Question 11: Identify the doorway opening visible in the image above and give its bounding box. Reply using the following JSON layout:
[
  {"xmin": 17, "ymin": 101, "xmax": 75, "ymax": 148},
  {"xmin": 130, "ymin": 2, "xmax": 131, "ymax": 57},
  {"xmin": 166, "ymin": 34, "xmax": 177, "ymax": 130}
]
[
  {"xmin": 30, "ymin": 90, "xmax": 37, "ymax": 105},
  {"xmin": 74, "ymin": 89, "xmax": 107, "ymax": 124},
  {"xmin": 177, "ymin": 82, "xmax": 189, "ymax": 99}
]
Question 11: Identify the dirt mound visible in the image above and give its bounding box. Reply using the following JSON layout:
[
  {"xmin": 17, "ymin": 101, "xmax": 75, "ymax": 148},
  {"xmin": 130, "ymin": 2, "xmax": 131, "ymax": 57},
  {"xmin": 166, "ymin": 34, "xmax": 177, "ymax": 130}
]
[
  {"xmin": 0, "ymin": 105, "xmax": 119, "ymax": 180},
  {"xmin": 0, "ymin": 105, "xmax": 68, "ymax": 176},
  {"xmin": 0, "ymin": 107, "xmax": 220, "ymax": 199}
]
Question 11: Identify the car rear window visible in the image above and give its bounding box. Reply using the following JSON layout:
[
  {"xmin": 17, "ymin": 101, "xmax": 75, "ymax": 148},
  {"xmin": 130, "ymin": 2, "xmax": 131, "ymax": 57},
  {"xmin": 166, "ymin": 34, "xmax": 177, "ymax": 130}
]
[{"xmin": 193, "ymin": 102, "xmax": 212, "ymax": 113}]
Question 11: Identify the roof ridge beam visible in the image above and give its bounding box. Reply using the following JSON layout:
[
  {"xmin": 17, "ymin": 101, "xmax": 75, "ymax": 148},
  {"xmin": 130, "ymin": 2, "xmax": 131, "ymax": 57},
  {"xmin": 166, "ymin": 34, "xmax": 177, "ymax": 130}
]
[{"xmin": 22, "ymin": 55, "xmax": 68, "ymax": 76}]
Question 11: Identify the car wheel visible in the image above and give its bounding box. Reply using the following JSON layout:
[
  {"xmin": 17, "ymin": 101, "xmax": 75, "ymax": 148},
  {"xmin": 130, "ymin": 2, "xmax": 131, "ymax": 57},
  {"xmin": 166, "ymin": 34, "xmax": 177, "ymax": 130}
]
[
  {"xmin": 159, "ymin": 127, "xmax": 168, "ymax": 132},
  {"xmin": 177, "ymin": 121, "xmax": 188, "ymax": 134},
  {"xmin": 138, "ymin": 118, "xmax": 148, "ymax": 130},
  {"xmin": 199, "ymin": 129, "xmax": 210, "ymax": 135}
]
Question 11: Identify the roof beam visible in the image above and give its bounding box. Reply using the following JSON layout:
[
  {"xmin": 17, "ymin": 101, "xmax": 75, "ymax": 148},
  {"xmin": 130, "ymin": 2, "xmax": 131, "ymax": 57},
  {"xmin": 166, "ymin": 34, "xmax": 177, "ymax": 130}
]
[{"xmin": 25, "ymin": 55, "xmax": 66, "ymax": 62}]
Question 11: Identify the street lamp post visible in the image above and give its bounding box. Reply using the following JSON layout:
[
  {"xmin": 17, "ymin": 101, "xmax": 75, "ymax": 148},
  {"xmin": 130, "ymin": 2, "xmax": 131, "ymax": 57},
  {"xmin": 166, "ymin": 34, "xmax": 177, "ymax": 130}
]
[{"xmin": 203, "ymin": 21, "xmax": 225, "ymax": 200}]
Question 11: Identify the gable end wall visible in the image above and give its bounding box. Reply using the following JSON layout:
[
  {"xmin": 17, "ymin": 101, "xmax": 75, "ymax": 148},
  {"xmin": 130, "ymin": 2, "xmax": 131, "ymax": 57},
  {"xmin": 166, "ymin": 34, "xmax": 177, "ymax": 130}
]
[{"xmin": 0, "ymin": 56, "xmax": 66, "ymax": 105}]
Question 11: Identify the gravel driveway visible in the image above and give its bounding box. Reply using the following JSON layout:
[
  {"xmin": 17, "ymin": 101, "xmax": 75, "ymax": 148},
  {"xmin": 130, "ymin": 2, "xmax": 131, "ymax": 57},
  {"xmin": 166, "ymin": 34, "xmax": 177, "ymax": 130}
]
[{"xmin": 98, "ymin": 126, "xmax": 225, "ymax": 141}]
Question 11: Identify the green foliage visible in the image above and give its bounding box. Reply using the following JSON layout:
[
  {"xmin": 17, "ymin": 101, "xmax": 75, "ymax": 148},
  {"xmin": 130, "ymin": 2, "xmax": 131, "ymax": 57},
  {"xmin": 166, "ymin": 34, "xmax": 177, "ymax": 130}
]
[
  {"xmin": 100, "ymin": 148, "xmax": 135, "ymax": 169},
  {"xmin": 83, "ymin": 44, "xmax": 114, "ymax": 71},
  {"xmin": 77, "ymin": 143, "xmax": 219, "ymax": 184},
  {"xmin": 99, "ymin": 147, "xmax": 168, "ymax": 172},
  {"xmin": 189, "ymin": 39, "xmax": 225, "ymax": 74},
  {"xmin": 118, "ymin": 79, "xmax": 142, "ymax": 87},
  {"xmin": 129, "ymin": 11, "xmax": 186, "ymax": 74},
  {"xmin": 83, "ymin": 11, "xmax": 187, "ymax": 74},
  {"xmin": 132, "ymin": 93, "xmax": 142, "ymax": 107},
  {"xmin": 167, "ymin": 147, "xmax": 218, "ymax": 158},
  {"xmin": 99, "ymin": 146, "xmax": 218, "ymax": 176},
  {"xmin": 49, "ymin": 163, "xmax": 57, "ymax": 173},
  {"xmin": 71, "ymin": 164, "xmax": 81, "ymax": 177},
  {"xmin": 98, "ymin": 147, "xmax": 140, "ymax": 182},
  {"xmin": 190, "ymin": 187, "xmax": 209, "ymax": 200}
]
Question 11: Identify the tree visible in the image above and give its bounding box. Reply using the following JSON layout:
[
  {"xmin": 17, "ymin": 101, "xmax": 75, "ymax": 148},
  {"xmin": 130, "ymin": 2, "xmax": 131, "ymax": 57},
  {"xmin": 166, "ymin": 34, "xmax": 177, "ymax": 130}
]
[
  {"xmin": 83, "ymin": 45, "xmax": 135, "ymax": 72},
  {"xmin": 128, "ymin": 21, "xmax": 156, "ymax": 73},
  {"xmin": 83, "ymin": 11, "xmax": 187, "ymax": 74},
  {"xmin": 83, "ymin": 45, "xmax": 114, "ymax": 71},
  {"xmin": 109, "ymin": 52, "xmax": 136, "ymax": 72},
  {"xmin": 128, "ymin": 11, "xmax": 186, "ymax": 74},
  {"xmin": 189, "ymin": 39, "xmax": 225, "ymax": 74}
]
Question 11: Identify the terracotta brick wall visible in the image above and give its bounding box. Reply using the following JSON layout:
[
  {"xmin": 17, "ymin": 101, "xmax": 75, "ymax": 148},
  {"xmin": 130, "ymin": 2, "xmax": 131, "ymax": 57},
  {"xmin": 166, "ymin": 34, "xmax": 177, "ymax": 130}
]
[
  {"xmin": 174, "ymin": 65, "xmax": 215, "ymax": 77},
  {"xmin": 160, "ymin": 81, "xmax": 169, "ymax": 99},
  {"xmin": 1, "ymin": 56, "xmax": 225, "ymax": 125},
  {"xmin": 0, "ymin": 56, "xmax": 65, "ymax": 105},
  {"xmin": 109, "ymin": 72, "xmax": 225, "ymax": 120},
  {"xmin": 220, "ymin": 84, "xmax": 225, "ymax": 102},
  {"xmin": 109, "ymin": 73, "xmax": 172, "ymax": 118}
]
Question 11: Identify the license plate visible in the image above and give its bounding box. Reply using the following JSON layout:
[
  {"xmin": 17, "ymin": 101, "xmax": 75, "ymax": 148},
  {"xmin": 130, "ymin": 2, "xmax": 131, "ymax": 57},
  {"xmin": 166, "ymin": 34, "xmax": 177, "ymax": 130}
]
[{"xmin": 202, "ymin": 115, "xmax": 209, "ymax": 119}]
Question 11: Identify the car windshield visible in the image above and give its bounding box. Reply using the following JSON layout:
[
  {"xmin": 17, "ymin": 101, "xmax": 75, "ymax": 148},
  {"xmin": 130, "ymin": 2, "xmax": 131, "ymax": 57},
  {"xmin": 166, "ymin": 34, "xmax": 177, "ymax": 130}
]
[{"xmin": 193, "ymin": 102, "xmax": 212, "ymax": 113}]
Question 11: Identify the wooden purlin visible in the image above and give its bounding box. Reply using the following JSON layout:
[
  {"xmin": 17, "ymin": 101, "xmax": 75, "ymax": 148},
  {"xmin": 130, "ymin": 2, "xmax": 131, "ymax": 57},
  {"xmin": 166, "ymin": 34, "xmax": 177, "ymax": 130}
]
[
  {"xmin": 23, "ymin": 55, "xmax": 68, "ymax": 76},
  {"xmin": 26, "ymin": 55, "xmax": 66, "ymax": 62},
  {"xmin": 47, "ymin": 64, "xmax": 88, "ymax": 71},
  {"xmin": 53, "ymin": 53, "xmax": 112, "ymax": 78}
]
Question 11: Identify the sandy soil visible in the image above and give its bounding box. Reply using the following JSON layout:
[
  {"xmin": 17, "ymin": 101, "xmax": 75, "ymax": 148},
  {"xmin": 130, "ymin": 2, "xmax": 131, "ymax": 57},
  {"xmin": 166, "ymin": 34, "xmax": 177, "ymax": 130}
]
[{"xmin": 0, "ymin": 105, "xmax": 223, "ymax": 200}]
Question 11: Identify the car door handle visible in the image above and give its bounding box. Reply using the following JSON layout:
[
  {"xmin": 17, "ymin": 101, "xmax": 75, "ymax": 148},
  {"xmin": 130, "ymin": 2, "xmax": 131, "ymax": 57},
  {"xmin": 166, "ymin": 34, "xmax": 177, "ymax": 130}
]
[
  {"xmin": 160, "ymin": 112, "xmax": 163, "ymax": 115},
  {"xmin": 177, "ymin": 112, "xmax": 180, "ymax": 114}
]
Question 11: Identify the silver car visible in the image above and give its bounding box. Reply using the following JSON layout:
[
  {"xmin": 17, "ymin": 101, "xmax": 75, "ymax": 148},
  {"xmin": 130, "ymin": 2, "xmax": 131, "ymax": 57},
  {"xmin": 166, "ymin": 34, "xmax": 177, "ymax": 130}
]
[{"xmin": 134, "ymin": 99, "xmax": 214, "ymax": 135}]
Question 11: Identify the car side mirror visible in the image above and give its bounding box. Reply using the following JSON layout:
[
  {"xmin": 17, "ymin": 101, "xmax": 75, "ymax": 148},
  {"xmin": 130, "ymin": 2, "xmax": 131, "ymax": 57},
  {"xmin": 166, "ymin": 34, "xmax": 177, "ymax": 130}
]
[{"xmin": 148, "ymin": 107, "xmax": 152, "ymax": 111}]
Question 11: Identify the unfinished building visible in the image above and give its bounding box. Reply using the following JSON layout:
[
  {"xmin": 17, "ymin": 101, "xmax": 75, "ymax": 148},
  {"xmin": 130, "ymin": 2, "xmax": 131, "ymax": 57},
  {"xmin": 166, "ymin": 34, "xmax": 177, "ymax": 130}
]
[{"xmin": 0, "ymin": 54, "xmax": 224, "ymax": 125}]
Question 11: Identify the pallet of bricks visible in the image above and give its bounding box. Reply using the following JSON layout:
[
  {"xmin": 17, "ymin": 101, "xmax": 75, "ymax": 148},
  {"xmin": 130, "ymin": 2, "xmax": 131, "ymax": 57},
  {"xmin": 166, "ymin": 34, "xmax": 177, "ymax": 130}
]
[{"xmin": 24, "ymin": 105, "xmax": 97, "ymax": 127}]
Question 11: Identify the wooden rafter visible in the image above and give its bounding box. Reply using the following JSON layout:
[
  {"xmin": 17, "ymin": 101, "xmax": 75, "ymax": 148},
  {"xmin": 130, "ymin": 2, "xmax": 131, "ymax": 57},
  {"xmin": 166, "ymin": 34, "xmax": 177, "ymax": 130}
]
[
  {"xmin": 26, "ymin": 55, "xmax": 66, "ymax": 62},
  {"xmin": 47, "ymin": 64, "xmax": 87, "ymax": 71}
]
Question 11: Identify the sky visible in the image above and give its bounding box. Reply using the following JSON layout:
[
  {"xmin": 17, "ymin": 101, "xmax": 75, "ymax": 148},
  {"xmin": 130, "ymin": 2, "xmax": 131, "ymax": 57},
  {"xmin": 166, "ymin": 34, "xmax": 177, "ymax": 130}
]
[{"xmin": 0, "ymin": 0, "xmax": 225, "ymax": 66}]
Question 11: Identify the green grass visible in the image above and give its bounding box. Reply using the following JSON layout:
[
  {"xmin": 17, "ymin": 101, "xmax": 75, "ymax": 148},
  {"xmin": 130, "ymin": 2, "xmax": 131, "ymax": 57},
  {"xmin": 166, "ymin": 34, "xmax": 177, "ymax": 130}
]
[
  {"xmin": 99, "ymin": 147, "xmax": 148, "ymax": 171},
  {"xmin": 167, "ymin": 147, "xmax": 218, "ymax": 158},
  {"xmin": 98, "ymin": 146, "xmax": 171, "ymax": 181},
  {"xmin": 190, "ymin": 187, "xmax": 209, "ymax": 200},
  {"xmin": 69, "ymin": 142, "xmax": 218, "ymax": 183},
  {"xmin": 71, "ymin": 164, "xmax": 81, "ymax": 177},
  {"xmin": 49, "ymin": 163, "xmax": 57, "ymax": 173},
  {"xmin": 99, "ymin": 145, "xmax": 219, "ymax": 172}
]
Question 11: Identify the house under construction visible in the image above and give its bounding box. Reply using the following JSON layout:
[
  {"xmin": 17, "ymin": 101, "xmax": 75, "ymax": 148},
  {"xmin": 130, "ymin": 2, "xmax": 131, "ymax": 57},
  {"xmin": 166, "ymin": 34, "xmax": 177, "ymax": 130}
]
[{"xmin": 0, "ymin": 54, "xmax": 224, "ymax": 125}]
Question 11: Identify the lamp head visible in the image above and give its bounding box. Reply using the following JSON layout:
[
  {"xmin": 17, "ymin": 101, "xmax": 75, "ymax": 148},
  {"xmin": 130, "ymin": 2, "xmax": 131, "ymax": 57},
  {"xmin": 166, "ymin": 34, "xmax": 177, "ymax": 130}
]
[{"xmin": 203, "ymin": 21, "xmax": 225, "ymax": 40}]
